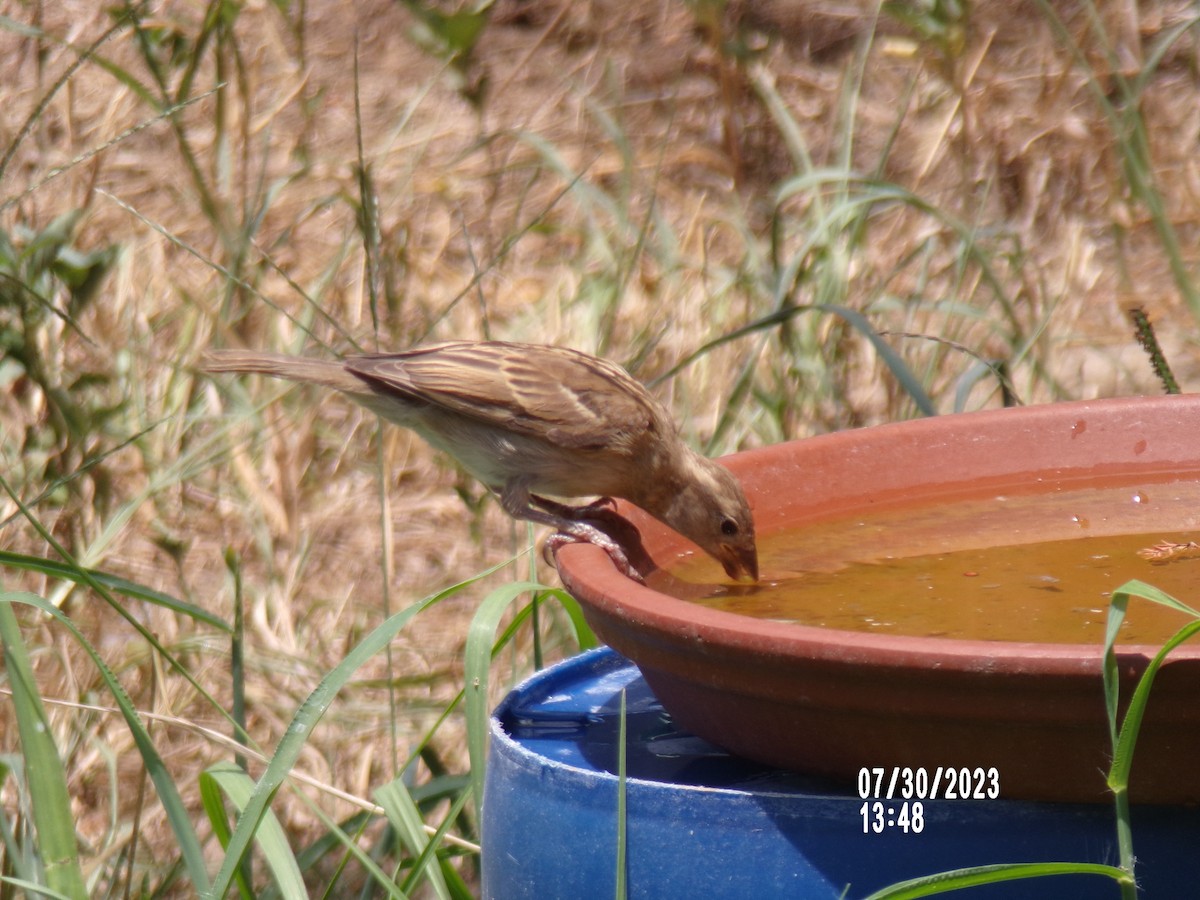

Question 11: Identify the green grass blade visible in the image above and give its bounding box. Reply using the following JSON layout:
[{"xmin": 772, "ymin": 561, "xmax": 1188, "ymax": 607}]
[
  {"xmin": 1105, "ymin": 581, "xmax": 1200, "ymax": 791},
  {"xmin": 0, "ymin": 550, "xmax": 229, "ymax": 631},
  {"xmin": 396, "ymin": 784, "xmax": 475, "ymax": 900},
  {"xmin": 203, "ymin": 569, "xmax": 498, "ymax": 899},
  {"xmin": 1101, "ymin": 581, "xmax": 1129, "ymax": 748},
  {"xmin": 864, "ymin": 861, "xmax": 1130, "ymax": 898},
  {"xmin": 0, "ymin": 597, "xmax": 88, "ymax": 900},
  {"xmin": 463, "ymin": 580, "xmax": 591, "ymax": 824},
  {"xmin": 375, "ymin": 779, "xmax": 450, "ymax": 900},
  {"xmin": 463, "ymin": 580, "xmax": 545, "ymax": 822},
  {"xmin": 0, "ymin": 474, "xmax": 235, "ymax": 728},
  {"xmin": 614, "ymin": 689, "xmax": 627, "ymax": 900},
  {"xmin": 1102, "ymin": 578, "xmax": 1200, "ymax": 890},
  {"xmin": 1108, "ymin": 579, "xmax": 1200, "ymax": 618},
  {"xmin": 821, "ymin": 303, "xmax": 937, "ymax": 416},
  {"xmin": 1, "ymin": 591, "xmax": 211, "ymax": 893},
  {"xmin": 654, "ymin": 302, "xmax": 937, "ymax": 418},
  {"xmin": 0, "ymin": 876, "xmax": 75, "ymax": 899},
  {"xmin": 200, "ymin": 762, "xmax": 307, "ymax": 900},
  {"xmin": 197, "ymin": 764, "xmax": 249, "ymax": 899},
  {"xmin": 0, "ymin": 762, "xmax": 39, "ymax": 888},
  {"xmin": 554, "ymin": 590, "xmax": 599, "ymax": 650},
  {"xmin": 280, "ymin": 805, "xmax": 407, "ymax": 900}
]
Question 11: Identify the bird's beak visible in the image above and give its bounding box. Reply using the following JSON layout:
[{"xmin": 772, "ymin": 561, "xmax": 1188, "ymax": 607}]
[{"xmin": 719, "ymin": 544, "xmax": 759, "ymax": 583}]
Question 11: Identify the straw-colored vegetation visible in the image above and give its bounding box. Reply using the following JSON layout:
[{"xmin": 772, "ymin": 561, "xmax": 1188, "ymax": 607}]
[{"xmin": 1, "ymin": 0, "xmax": 1198, "ymax": 895}]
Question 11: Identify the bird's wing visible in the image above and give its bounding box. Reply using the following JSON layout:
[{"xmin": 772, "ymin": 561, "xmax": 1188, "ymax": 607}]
[{"xmin": 345, "ymin": 342, "xmax": 664, "ymax": 450}]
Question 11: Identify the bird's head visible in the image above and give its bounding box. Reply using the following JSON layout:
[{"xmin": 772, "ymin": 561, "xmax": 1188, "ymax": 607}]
[{"xmin": 657, "ymin": 454, "xmax": 758, "ymax": 583}]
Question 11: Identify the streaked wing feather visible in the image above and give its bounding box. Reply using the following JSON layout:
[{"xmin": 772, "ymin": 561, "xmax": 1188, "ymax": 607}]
[{"xmin": 345, "ymin": 342, "xmax": 661, "ymax": 449}]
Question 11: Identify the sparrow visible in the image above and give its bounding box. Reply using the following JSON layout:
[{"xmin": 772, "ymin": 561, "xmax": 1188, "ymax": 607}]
[{"xmin": 203, "ymin": 341, "xmax": 758, "ymax": 582}]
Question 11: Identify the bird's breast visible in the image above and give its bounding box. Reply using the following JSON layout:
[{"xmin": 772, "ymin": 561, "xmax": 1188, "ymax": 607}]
[{"xmin": 409, "ymin": 410, "xmax": 634, "ymax": 500}]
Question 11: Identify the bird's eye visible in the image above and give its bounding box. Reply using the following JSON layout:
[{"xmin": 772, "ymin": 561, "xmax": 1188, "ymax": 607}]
[{"xmin": 720, "ymin": 517, "xmax": 739, "ymax": 536}]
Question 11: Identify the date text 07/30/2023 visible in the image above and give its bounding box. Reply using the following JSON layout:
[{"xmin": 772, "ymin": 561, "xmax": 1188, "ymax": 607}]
[{"xmin": 857, "ymin": 767, "xmax": 1002, "ymax": 835}]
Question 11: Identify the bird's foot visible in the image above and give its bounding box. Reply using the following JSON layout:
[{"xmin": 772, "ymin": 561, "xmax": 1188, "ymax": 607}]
[
  {"xmin": 544, "ymin": 524, "xmax": 644, "ymax": 584},
  {"xmin": 519, "ymin": 492, "xmax": 648, "ymax": 581}
]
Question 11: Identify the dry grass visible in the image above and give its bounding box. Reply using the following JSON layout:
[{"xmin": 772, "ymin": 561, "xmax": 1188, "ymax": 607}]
[{"xmin": 1, "ymin": 0, "xmax": 1199, "ymax": 894}]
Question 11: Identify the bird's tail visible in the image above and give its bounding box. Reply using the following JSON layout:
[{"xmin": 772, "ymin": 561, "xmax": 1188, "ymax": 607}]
[{"xmin": 202, "ymin": 350, "xmax": 366, "ymax": 392}]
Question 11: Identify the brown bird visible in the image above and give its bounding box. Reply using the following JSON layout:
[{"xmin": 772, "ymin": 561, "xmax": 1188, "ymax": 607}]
[{"xmin": 203, "ymin": 341, "xmax": 758, "ymax": 582}]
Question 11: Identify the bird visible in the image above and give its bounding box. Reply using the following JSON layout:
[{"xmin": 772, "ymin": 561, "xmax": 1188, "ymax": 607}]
[{"xmin": 202, "ymin": 340, "xmax": 758, "ymax": 582}]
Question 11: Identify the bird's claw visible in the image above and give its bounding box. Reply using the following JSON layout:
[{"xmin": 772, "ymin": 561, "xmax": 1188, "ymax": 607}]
[{"xmin": 544, "ymin": 530, "xmax": 645, "ymax": 584}]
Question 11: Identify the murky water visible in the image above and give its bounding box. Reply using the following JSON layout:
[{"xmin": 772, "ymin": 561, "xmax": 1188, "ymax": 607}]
[{"xmin": 652, "ymin": 478, "xmax": 1200, "ymax": 644}]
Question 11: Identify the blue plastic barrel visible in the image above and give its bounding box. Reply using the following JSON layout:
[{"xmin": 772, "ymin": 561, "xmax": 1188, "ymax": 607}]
[{"xmin": 482, "ymin": 647, "xmax": 1200, "ymax": 898}]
